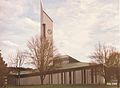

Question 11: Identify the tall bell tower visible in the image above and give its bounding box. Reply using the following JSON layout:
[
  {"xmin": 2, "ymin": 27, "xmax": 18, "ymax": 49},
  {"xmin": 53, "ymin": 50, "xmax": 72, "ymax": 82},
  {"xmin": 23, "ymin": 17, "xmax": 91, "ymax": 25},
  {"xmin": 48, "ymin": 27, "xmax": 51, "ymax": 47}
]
[
  {"xmin": 40, "ymin": 1, "xmax": 54, "ymax": 63},
  {"xmin": 41, "ymin": 10, "xmax": 53, "ymax": 43},
  {"xmin": 40, "ymin": 0, "xmax": 53, "ymax": 44}
]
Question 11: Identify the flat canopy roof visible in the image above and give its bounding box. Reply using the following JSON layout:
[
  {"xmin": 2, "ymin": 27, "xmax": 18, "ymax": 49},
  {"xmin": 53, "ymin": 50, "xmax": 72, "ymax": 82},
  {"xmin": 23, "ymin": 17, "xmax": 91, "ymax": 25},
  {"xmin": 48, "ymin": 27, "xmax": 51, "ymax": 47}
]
[{"xmin": 15, "ymin": 64, "xmax": 103, "ymax": 78}]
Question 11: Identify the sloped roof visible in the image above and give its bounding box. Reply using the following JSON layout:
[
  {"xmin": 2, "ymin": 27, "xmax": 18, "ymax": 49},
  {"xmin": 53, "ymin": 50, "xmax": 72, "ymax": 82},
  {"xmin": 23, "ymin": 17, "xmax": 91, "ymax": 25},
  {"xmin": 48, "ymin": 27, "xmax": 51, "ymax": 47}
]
[
  {"xmin": 54, "ymin": 55, "xmax": 80, "ymax": 63},
  {"xmin": 58, "ymin": 62, "xmax": 90, "ymax": 70}
]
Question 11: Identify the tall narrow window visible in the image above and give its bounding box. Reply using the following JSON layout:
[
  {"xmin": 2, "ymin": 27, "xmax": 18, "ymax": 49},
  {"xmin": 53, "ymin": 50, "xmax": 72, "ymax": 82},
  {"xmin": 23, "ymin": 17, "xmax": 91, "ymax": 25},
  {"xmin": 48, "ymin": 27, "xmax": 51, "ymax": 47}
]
[
  {"xmin": 61, "ymin": 72, "xmax": 63, "ymax": 84},
  {"xmin": 43, "ymin": 24, "xmax": 46, "ymax": 38},
  {"xmin": 84, "ymin": 69, "xmax": 86, "ymax": 84},
  {"xmin": 91, "ymin": 69, "xmax": 94, "ymax": 84},
  {"xmin": 69, "ymin": 72, "xmax": 72, "ymax": 84}
]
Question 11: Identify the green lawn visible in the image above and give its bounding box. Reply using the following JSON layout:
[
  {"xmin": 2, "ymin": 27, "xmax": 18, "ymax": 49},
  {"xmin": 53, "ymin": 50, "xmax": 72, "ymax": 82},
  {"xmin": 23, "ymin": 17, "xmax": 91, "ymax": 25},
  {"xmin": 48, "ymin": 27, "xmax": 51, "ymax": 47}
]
[{"xmin": 8, "ymin": 85, "xmax": 118, "ymax": 88}]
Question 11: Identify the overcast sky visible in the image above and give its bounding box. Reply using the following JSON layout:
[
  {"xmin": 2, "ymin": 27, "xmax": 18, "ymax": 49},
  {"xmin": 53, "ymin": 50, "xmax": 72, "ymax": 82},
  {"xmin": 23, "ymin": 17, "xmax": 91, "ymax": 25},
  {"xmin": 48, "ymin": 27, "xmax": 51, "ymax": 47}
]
[{"xmin": 0, "ymin": 0, "xmax": 119, "ymax": 65}]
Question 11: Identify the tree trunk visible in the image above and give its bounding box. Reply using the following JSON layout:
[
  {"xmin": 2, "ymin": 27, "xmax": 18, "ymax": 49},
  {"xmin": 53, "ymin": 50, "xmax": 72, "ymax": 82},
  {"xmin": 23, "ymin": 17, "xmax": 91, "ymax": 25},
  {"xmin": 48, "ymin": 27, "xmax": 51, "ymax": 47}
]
[
  {"xmin": 117, "ymin": 79, "xmax": 119, "ymax": 88},
  {"xmin": 40, "ymin": 75, "xmax": 44, "ymax": 85},
  {"xmin": 105, "ymin": 78, "xmax": 107, "ymax": 85},
  {"xmin": 117, "ymin": 69, "xmax": 119, "ymax": 88},
  {"xmin": 18, "ymin": 71, "xmax": 21, "ymax": 86},
  {"xmin": 0, "ymin": 76, "xmax": 4, "ymax": 87},
  {"xmin": 104, "ymin": 67, "xmax": 108, "ymax": 85}
]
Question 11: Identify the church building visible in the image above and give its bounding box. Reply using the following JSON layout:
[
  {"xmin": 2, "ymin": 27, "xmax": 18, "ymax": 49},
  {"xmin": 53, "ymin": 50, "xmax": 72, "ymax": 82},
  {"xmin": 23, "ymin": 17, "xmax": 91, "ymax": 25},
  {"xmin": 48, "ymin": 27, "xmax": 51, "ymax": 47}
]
[{"xmin": 7, "ymin": 2, "xmax": 105, "ymax": 86}]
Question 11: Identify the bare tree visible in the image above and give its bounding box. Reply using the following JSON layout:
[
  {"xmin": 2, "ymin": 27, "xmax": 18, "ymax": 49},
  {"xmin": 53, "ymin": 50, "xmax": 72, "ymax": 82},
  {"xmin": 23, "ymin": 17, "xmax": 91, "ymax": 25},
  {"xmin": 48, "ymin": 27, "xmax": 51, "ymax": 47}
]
[
  {"xmin": 90, "ymin": 43, "xmax": 117, "ymax": 85},
  {"xmin": 0, "ymin": 50, "xmax": 9, "ymax": 87},
  {"xmin": 53, "ymin": 56, "xmax": 62, "ymax": 67},
  {"xmin": 10, "ymin": 50, "xmax": 26, "ymax": 67},
  {"xmin": 109, "ymin": 52, "xmax": 120, "ymax": 87},
  {"xmin": 9, "ymin": 49, "xmax": 27, "ymax": 86},
  {"xmin": 27, "ymin": 35, "xmax": 54, "ymax": 84}
]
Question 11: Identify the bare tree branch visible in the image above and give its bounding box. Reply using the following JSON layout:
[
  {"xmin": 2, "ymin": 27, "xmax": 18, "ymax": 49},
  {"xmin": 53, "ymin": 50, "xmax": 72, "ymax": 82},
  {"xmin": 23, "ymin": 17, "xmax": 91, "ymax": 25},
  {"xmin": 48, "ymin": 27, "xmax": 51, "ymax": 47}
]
[
  {"xmin": 27, "ymin": 35, "xmax": 56, "ymax": 84},
  {"xmin": 90, "ymin": 43, "xmax": 120, "ymax": 85}
]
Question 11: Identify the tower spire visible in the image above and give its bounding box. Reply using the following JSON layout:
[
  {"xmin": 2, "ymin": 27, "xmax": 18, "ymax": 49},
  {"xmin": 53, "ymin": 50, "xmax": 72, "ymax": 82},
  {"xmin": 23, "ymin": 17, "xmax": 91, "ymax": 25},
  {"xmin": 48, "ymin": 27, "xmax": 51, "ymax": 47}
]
[{"xmin": 40, "ymin": 0, "xmax": 44, "ymax": 38}]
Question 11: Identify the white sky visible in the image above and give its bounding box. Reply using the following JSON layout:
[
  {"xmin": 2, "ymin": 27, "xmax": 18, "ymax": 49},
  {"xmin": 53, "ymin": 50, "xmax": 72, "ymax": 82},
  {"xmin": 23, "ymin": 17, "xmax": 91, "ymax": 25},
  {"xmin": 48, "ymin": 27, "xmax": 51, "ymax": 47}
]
[
  {"xmin": 0, "ymin": 0, "xmax": 119, "ymax": 66},
  {"xmin": 43, "ymin": 0, "xmax": 120, "ymax": 62}
]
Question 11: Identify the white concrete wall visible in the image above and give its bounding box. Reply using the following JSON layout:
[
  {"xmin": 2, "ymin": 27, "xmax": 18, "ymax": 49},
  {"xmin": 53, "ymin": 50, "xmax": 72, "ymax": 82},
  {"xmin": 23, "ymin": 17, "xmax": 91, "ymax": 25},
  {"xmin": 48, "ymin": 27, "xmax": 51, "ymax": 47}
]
[
  {"xmin": 66, "ymin": 72, "xmax": 69, "ymax": 84},
  {"xmin": 76, "ymin": 70, "xmax": 82, "ymax": 84},
  {"xmin": 53, "ymin": 73, "xmax": 58, "ymax": 84},
  {"xmin": 44, "ymin": 75, "xmax": 49, "ymax": 84},
  {"xmin": 42, "ymin": 11, "xmax": 53, "ymax": 42},
  {"xmin": 20, "ymin": 76, "xmax": 40, "ymax": 85},
  {"xmin": 86, "ymin": 69, "xmax": 91, "ymax": 84}
]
